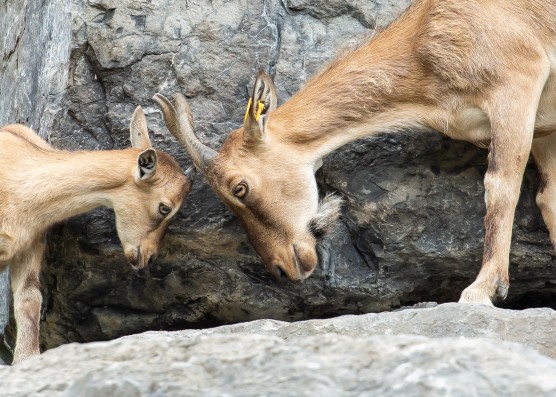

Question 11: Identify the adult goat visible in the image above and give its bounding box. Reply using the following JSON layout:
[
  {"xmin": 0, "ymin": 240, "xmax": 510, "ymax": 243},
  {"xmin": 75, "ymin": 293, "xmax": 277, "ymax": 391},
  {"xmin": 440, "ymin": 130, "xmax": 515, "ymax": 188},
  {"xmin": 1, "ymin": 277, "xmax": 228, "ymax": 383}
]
[{"xmin": 158, "ymin": 0, "xmax": 556, "ymax": 306}]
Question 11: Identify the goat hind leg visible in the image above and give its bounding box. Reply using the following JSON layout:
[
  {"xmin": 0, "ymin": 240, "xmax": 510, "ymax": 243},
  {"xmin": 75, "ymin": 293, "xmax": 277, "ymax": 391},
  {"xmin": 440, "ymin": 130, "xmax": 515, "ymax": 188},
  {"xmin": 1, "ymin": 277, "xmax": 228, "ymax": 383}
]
[
  {"xmin": 10, "ymin": 240, "xmax": 44, "ymax": 364},
  {"xmin": 532, "ymin": 132, "xmax": 556, "ymax": 251}
]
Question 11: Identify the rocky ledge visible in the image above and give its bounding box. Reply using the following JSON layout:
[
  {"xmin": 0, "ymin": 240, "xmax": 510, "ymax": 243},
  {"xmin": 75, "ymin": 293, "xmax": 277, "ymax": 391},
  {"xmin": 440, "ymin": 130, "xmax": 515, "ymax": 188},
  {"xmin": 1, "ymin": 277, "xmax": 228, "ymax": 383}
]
[{"xmin": 2, "ymin": 303, "xmax": 556, "ymax": 397}]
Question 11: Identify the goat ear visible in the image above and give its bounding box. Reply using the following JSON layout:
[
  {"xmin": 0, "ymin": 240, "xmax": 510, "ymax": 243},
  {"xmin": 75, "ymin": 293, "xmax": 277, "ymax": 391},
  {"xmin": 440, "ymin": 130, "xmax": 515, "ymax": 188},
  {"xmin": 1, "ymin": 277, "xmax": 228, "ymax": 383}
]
[
  {"xmin": 136, "ymin": 149, "xmax": 158, "ymax": 181},
  {"xmin": 243, "ymin": 71, "xmax": 277, "ymax": 143},
  {"xmin": 130, "ymin": 106, "xmax": 153, "ymax": 149}
]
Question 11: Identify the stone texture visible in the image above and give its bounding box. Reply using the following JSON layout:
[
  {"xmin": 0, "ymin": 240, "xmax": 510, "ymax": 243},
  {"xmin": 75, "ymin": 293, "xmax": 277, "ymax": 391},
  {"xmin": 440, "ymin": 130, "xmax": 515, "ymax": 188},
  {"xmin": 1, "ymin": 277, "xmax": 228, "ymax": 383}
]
[
  {"xmin": 0, "ymin": 0, "xmax": 72, "ymax": 362},
  {"xmin": 0, "ymin": 0, "xmax": 72, "ymax": 136},
  {"xmin": 0, "ymin": 270, "xmax": 7, "ymax": 364},
  {"xmin": 0, "ymin": 272, "xmax": 8, "ymax": 340},
  {"xmin": 2, "ymin": 304, "xmax": 556, "ymax": 397},
  {"xmin": 181, "ymin": 302, "xmax": 556, "ymax": 359},
  {"xmin": 1, "ymin": 0, "xmax": 556, "ymax": 358}
]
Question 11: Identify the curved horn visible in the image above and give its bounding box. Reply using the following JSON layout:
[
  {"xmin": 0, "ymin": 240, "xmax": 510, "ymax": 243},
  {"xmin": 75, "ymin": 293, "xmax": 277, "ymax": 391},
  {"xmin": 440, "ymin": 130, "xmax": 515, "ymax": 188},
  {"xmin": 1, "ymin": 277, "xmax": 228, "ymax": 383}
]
[{"xmin": 153, "ymin": 93, "xmax": 217, "ymax": 173}]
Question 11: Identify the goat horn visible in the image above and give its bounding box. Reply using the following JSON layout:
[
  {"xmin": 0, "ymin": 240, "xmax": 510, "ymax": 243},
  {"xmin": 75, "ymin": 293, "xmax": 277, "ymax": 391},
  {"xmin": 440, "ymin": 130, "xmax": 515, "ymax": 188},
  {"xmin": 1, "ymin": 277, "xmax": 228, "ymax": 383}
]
[{"xmin": 153, "ymin": 93, "xmax": 217, "ymax": 173}]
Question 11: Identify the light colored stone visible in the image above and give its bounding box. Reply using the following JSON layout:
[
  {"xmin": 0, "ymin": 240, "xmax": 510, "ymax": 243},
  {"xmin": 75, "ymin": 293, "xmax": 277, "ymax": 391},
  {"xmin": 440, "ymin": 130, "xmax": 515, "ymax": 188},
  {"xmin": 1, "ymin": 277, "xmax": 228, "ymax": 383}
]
[
  {"xmin": 2, "ymin": 304, "xmax": 556, "ymax": 397},
  {"xmin": 178, "ymin": 302, "xmax": 556, "ymax": 359}
]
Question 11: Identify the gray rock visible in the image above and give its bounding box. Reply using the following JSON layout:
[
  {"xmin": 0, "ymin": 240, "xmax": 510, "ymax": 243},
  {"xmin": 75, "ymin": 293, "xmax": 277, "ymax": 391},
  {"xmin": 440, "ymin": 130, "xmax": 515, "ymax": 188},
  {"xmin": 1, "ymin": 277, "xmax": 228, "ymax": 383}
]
[
  {"xmin": 0, "ymin": 0, "xmax": 71, "ymax": 137},
  {"xmin": 179, "ymin": 302, "xmax": 556, "ymax": 360},
  {"xmin": 0, "ymin": 0, "xmax": 72, "ymax": 356},
  {"xmin": 2, "ymin": 304, "xmax": 556, "ymax": 397},
  {"xmin": 0, "ymin": 271, "xmax": 8, "ymax": 338},
  {"xmin": 1, "ymin": 0, "xmax": 555, "ymax": 354},
  {"xmin": 0, "ymin": 270, "xmax": 8, "ymax": 364}
]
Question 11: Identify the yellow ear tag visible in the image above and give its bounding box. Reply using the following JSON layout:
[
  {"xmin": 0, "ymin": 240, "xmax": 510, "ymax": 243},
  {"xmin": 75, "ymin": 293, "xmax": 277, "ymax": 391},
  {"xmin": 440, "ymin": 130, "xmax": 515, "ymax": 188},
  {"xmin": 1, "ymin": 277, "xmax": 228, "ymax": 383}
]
[
  {"xmin": 255, "ymin": 100, "xmax": 265, "ymax": 121},
  {"xmin": 243, "ymin": 97, "xmax": 252, "ymax": 123}
]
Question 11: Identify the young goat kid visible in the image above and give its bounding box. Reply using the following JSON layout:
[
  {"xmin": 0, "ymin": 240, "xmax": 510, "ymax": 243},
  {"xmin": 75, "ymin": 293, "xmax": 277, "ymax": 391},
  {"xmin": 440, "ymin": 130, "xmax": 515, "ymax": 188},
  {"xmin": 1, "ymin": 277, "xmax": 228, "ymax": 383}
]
[{"xmin": 0, "ymin": 106, "xmax": 193, "ymax": 364}]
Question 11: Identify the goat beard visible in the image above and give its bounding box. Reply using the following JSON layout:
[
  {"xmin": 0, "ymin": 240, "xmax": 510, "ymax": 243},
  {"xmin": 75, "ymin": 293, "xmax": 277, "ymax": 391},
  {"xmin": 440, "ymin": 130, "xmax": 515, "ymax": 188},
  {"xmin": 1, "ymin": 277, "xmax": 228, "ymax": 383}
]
[{"xmin": 308, "ymin": 194, "xmax": 343, "ymax": 239}]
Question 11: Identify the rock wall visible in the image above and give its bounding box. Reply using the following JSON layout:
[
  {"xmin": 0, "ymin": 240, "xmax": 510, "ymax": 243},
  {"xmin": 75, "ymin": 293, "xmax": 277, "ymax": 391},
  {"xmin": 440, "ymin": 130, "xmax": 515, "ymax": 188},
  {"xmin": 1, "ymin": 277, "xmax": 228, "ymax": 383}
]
[
  {"xmin": 1, "ymin": 0, "xmax": 555, "ymax": 355},
  {"xmin": 0, "ymin": 0, "xmax": 72, "ymax": 354},
  {"xmin": 0, "ymin": 272, "xmax": 7, "ymax": 362},
  {"xmin": 0, "ymin": 0, "xmax": 72, "ymax": 134}
]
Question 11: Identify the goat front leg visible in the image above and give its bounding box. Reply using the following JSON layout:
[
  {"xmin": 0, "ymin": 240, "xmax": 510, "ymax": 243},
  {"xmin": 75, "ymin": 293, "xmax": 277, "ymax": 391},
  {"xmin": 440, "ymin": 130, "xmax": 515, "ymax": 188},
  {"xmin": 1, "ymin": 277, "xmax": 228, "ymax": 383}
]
[
  {"xmin": 459, "ymin": 76, "xmax": 546, "ymax": 305},
  {"xmin": 459, "ymin": 158, "xmax": 526, "ymax": 304},
  {"xmin": 10, "ymin": 239, "xmax": 44, "ymax": 364}
]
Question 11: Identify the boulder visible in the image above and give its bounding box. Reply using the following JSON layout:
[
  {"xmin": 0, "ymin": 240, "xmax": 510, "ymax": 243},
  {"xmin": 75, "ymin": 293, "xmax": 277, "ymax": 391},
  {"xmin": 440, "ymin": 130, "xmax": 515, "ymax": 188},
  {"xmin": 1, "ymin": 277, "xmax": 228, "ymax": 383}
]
[
  {"xmin": 1, "ymin": 0, "xmax": 555, "ymax": 355},
  {"xmin": 2, "ymin": 304, "xmax": 556, "ymax": 397}
]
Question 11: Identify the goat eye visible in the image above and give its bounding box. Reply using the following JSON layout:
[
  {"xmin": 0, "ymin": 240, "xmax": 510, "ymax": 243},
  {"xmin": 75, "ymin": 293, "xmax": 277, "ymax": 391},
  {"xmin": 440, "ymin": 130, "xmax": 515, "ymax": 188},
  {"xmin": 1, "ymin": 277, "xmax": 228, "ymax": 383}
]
[
  {"xmin": 159, "ymin": 204, "xmax": 172, "ymax": 216},
  {"xmin": 232, "ymin": 182, "xmax": 248, "ymax": 199}
]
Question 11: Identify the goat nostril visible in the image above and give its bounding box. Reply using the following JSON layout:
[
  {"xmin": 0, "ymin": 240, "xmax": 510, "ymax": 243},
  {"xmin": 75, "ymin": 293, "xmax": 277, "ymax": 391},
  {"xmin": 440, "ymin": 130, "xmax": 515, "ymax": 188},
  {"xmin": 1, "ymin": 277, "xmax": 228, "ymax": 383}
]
[{"xmin": 271, "ymin": 264, "xmax": 287, "ymax": 281}]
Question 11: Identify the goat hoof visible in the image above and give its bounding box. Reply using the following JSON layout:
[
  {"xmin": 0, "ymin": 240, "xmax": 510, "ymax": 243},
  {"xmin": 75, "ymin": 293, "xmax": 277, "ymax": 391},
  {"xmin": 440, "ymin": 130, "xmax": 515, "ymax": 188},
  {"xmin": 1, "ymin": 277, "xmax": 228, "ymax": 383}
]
[
  {"xmin": 496, "ymin": 283, "xmax": 509, "ymax": 300},
  {"xmin": 458, "ymin": 282, "xmax": 494, "ymax": 306}
]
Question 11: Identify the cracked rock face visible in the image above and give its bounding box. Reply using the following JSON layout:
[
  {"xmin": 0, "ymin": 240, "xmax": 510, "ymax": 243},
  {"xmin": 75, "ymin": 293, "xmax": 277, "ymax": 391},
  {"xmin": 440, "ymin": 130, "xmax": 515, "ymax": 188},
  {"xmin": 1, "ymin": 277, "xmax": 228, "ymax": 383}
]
[{"xmin": 1, "ymin": 0, "xmax": 555, "ymax": 354}]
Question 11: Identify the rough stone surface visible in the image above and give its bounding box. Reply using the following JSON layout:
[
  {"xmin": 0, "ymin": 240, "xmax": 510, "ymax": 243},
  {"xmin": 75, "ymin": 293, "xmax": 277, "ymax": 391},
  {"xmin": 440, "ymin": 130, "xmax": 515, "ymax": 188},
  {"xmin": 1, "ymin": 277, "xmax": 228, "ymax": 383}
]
[
  {"xmin": 0, "ymin": 271, "xmax": 8, "ymax": 340},
  {"xmin": 0, "ymin": 0, "xmax": 71, "ymax": 135},
  {"xmin": 0, "ymin": 0, "xmax": 72, "ymax": 360},
  {"xmin": 180, "ymin": 303, "xmax": 556, "ymax": 359},
  {"xmin": 1, "ymin": 0, "xmax": 556, "ymax": 355},
  {"xmin": 2, "ymin": 304, "xmax": 556, "ymax": 397},
  {"xmin": 0, "ymin": 270, "xmax": 7, "ymax": 365}
]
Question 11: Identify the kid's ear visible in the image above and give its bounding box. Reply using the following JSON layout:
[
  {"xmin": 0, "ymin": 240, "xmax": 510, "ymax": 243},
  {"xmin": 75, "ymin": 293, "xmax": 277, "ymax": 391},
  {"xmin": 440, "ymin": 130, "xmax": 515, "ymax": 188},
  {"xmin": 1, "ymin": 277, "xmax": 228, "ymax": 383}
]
[
  {"xmin": 130, "ymin": 106, "xmax": 153, "ymax": 149},
  {"xmin": 136, "ymin": 149, "xmax": 157, "ymax": 181},
  {"xmin": 243, "ymin": 71, "xmax": 277, "ymax": 143}
]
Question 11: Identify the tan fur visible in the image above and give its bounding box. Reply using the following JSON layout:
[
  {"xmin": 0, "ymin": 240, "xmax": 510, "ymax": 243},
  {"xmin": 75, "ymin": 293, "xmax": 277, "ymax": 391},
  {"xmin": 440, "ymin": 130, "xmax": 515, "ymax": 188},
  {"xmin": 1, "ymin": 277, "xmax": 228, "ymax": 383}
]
[
  {"xmin": 176, "ymin": 0, "xmax": 556, "ymax": 304},
  {"xmin": 1, "ymin": 113, "xmax": 192, "ymax": 364}
]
